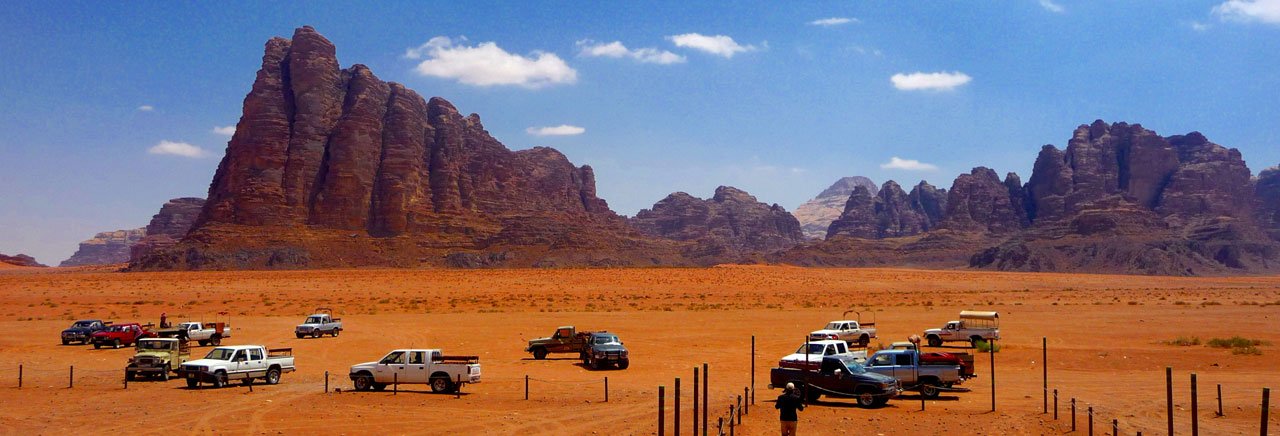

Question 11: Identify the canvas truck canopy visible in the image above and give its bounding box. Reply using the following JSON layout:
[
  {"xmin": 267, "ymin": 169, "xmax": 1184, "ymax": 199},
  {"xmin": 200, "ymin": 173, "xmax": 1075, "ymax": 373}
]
[{"xmin": 959, "ymin": 311, "xmax": 999, "ymax": 328}]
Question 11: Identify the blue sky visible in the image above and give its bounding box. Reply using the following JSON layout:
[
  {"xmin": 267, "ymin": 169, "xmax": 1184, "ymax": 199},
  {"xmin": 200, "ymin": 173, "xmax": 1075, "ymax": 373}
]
[{"xmin": 2, "ymin": 1, "xmax": 1279, "ymax": 264}]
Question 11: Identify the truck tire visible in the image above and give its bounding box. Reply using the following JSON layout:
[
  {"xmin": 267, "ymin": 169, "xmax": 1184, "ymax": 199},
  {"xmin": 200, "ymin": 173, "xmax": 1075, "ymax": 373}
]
[
  {"xmin": 858, "ymin": 335, "xmax": 870, "ymax": 347},
  {"xmin": 311, "ymin": 330, "xmax": 321, "ymax": 339},
  {"xmin": 855, "ymin": 388, "xmax": 877, "ymax": 408},
  {"xmin": 61, "ymin": 339, "xmax": 69, "ymax": 345},
  {"xmin": 430, "ymin": 375, "xmax": 454, "ymax": 394},
  {"xmin": 265, "ymin": 367, "xmax": 281, "ymax": 385},
  {"xmin": 209, "ymin": 335, "xmax": 221, "ymax": 346},
  {"xmin": 532, "ymin": 347, "xmax": 547, "ymax": 360},
  {"xmin": 970, "ymin": 336, "xmax": 984, "ymax": 348},
  {"xmin": 589, "ymin": 357, "xmax": 601, "ymax": 370},
  {"xmin": 927, "ymin": 336, "xmax": 942, "ymax": 347},
  {"xmin": 331, "ymin": 329, "xmax": 340, "ymax": 337},
  {"xmin": 212, "ymin": 371, "xmax": 228, "ymax": 388},
  {"xmin": 804, "ymin": 386, "xmax": 821, "ymax": 403},
  {"xmin": 353, "ymin": 373, "xmax": 373, "ymax": 391},
  {"xmin": 372, "ymin": 383, "xmax": 387, "ymax": 391},
  {"xmin": 617, "ymin": 359, "xmax": 629, "ymax": 370},
  {"xmin": 919, "ymin": 378, "xmax": 941, "ymax": 399},
  {"xmin": 112, "ymin": 339, "xmax": 121, "ymax": 349},
  {"xmin": 161, "ymin": 365, "xmax": 171, "ymax": 381},
  {"xmin": 94, "ymin": 342, "xmax": 102, "ymax": 349},
  {"xmin": 295, "ymin": 333, "xmax": 305, "ymax": 339},
  {"xmin": 126, "ymin": 371, "xmax": 136, "ymax": 381},
  {"xmin": 198, "ymin": 340, "xmax": 208, "ymax": 346},
  {"xmin": 186, "ymin": 378, "xmax": 198, "ymax": 388}
]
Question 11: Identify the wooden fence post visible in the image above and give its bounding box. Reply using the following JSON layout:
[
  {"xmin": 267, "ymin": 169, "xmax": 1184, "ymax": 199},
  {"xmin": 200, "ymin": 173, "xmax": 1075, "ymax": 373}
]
[
  {"xmin": 1191, "ymin": 373, "xmax": 1198, "ymax": 436},
  {"xmin": 658, "ymin": 385, "xmax": 666, "ymax": 436},
  {"xmin": 1167, "ymin": 367, "xmax": 1174, "ymax": 436}
]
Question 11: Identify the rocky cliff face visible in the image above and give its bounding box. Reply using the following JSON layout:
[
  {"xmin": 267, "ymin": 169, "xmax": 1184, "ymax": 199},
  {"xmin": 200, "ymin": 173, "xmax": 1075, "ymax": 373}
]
[
  {"xmin": 61, "ymin": 229, "xmax": 146, "ymax": 267},
  {"xmin": 793, "ymin": 176, "xmax": 878, "ymax": 239},
  {"xmin": 826, "ymin": 180, "xmax": 947, "ymax": 239},
  {"xmin": 1255, "ymin": 166, "xmax": 1280, "ymax": 240},
  {"xmin": 134, "ymin": 26, "xmax": 676, "ymax": 270},
  {"xmin": 631, "ymin": 186, "xmax": 804, "ymax": 259},
  {"xmin": 0, "ymin": 253, "xmax": 46, "ymax": 268},
  {"xmin": 130, "ymin": 197, "xmax": 206, "ymax": 262}
]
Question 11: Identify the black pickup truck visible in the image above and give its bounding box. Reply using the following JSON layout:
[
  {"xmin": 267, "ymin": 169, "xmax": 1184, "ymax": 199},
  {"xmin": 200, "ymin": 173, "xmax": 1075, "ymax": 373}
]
[
  {"xmin": 770, "ymin": 355, "xmax": 900, "ymax": 407},
  {"xmin": 61, "ymin": 319, "xmax": 108, "ymax": 345},
  {"xmin": 583, "ymin": 332, "xmax": 629, "ymax": 370}
]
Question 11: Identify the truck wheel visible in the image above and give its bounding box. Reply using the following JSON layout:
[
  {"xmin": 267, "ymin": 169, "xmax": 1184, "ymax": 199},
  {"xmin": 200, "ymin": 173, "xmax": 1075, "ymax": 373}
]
[
  {"xmin": 970, "ymin": 336, "xmax": 984, "ymax": 347},
  {"xmin": 265, "ymin": 368, "xmax": 281, "ymax": 385},
  {"xmin": 112, "ymin": 339, "xmax": 121, "ymax": 349},
  {"xmin": 198, "ymin": 340, "xmax": 208, "ymax": 346},
  {"xmin": 161, "ymin": 365, "xmax": 171, "ymax": 381},
  {"xmin": 186, "ymin": 378, "xmax": 198, "ymax": 388},
  {"xmin": 353, "ymin": 374, "xmax": 373, "ymax": 391},
  {"xmin": 331, "ymin": 329, "xmax": 340, "ymax": 337},
  {"xmin": 856, "ymin": 389, "xmax": 877, "ymax": 408},
  {"xmin": 311, "ymin": 330, "xmax": 321, "ymax": 339},
  {"xmin": 804, "ymin": 386, "xmax": 821, "ymax": 403},
  {"xmin": 920, "ymin": 383, "xmax": 940, "ymax": 399},
  {"xmin": 61, "ymin": 339, "xmax": 69, "ymax": 345},
  {"xmin": 589, "ymin": 357, "xmax": 601, "ymax": 370},
  {"xmin": 93, "ymin": 342, "xmax": 102, "ymax": 349},
  {"xmin": 126, "ymin": 371, "xmax": 136, "ymax": 381},
  {"xmin": 209, "ymin": 335, "xmax": 221, "ymax": 346},
  {"xmin": 430, "ymin": 376, "xmax": 453, "ymax": 393},
  {"xmin": 858, "ymin": 335, "xmax": 870, "ymax": 347},
  {"xmin": 617, "ymin": 360, "xmax": 630, "ymax": 370},
  {"xmin": 372, "ymin": 383, "xmax": 387, "ymax": 391},
  {"xmin": 213, "ymin": 371, "xmax": 228, "ymax": 388},
  {"xmin": 295, "ymin": 333, "xmax": 305, "ymax": 339},
  {"xmin": 927, "ymin": 336, "xmax": 942, "ymax": 347},
  {"xmin": 532, "ymin": 348, "xmax": 547, "ymax": 360}
]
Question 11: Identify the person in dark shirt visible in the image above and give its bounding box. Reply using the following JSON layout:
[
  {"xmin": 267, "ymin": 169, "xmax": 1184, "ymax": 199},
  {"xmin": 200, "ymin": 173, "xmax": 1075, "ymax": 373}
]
[{"xmin": 776, "ymin": 382, "xmax": 805, "ymax": 435}]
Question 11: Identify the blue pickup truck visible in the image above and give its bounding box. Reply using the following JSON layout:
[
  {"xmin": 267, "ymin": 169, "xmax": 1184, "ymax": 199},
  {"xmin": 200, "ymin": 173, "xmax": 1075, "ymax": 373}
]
[
  {"xmin": 864, "ymin": 349, "xmax": 972, "ymax": 398},
  {"xmin": 770, "ymin": 355, "xmax": 900, "ymax": 407}
]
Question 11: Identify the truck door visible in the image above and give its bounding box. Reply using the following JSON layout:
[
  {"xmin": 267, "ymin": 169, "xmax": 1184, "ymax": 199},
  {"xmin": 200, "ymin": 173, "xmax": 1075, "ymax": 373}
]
[
  {"xmin": 894, "ymin": 353, "xmax": 915, "ymax": 384},
  {"xmin": 375, "ymin": 351, "xmax": 407, "ymax": 383},
  {"xmin": 405, "ymin": 351, "xmax": 429, "ymax": 383},
  {"xmin": 247, "ymin": 347, "xmax": 265, "ymax": 377}
]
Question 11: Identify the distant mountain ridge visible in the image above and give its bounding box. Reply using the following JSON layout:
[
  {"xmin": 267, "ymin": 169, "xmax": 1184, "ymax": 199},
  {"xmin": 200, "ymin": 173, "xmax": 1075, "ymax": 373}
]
[{"xmin": 793, "ymin": 176, "xmax": 878, "ymax": 239}]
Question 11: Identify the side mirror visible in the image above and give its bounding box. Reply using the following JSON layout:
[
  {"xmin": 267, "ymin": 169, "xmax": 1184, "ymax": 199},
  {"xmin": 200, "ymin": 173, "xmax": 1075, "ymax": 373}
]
[{"xmin": 834, "ymin": 369, "xmax": 843, "ymax": 377}]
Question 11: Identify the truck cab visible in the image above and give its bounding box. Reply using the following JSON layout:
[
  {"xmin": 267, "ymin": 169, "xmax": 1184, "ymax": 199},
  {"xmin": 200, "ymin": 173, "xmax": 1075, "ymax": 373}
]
[
  {"xmin": 126, "ymin": 337, "xmax": 190, "ymax": 381},
  {"xmin": 349, "ymin": 348, "xmax": 481, "ymax": 393}
]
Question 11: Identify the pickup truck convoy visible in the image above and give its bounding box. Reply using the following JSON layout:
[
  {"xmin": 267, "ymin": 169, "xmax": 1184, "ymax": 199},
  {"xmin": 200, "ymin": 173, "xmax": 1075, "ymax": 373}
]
[
  {"xmin": 778, "ymin": 340, "xmax": 867, "ymax": 371},
  {"xmin": 295, "ymin": 309, "xmax": 342, "ymax": 339},
  {"xmin": 923, "ymin": 311, "xmax": 1000, "ymax": 347},
  {"xmin": 808, "ymin": 319, "xmax": 877, "ymax": 347},
  {"xmin": 178, "ymin": 345, "xmax": 296, "ymax": 388},
  {"xmin": 770, "ymin": 355, "xmax": 900, "ymax": 407},
  {"xmin": 526, "ymin": 326, "xmax": 594, "ymax": 360},
  {"xmin": 61, "ymin": 319, "xmax": 109, "ymax": 345},
  {"xmin": 126, "ymin": 338, "xmax": 190, "ymax": 381},
  {"xmin": 583, "ymin": 332, "xmax": 630, "ymax": 370},
  {"xmin": 349, "ymin": 349, "xmax": 481, "ymax": 393},
  {"xmin": 158, "ymin": 321, "xmax": 232, "ymax": 346},
  {"xmin": 91, "ymin": 323, "xmax": 155, "ymax": 349},
  {"xmin": 864, "ymin": 349, "xmax": 973, "ymax": 398}
]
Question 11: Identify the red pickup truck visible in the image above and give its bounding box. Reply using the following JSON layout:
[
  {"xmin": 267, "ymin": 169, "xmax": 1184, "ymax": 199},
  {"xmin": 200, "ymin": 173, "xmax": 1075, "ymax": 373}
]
[{"xmin": 91, "ymin": 323, "xmax": 156, "ymax": 349}]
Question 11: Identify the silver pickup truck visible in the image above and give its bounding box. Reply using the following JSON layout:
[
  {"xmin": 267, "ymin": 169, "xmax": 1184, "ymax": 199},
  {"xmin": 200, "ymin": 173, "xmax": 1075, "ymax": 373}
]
[
  {"xmin": 864, "ymin": 349, "xmax": 971, "ymax": 398},
  {"xmin": 295, "ymin": 309, "xmax": 342, "ymax": 339}
]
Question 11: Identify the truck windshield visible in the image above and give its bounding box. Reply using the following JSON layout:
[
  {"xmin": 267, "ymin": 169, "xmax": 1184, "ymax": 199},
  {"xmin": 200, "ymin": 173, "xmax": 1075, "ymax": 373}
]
[
  {"xmin": 795, "ymin": 344, "xmax": 828, "ymax": 354},
  {"xmin": 305, "ymin": 316, "xmax": 323, "ymax": 324},
  {"xmin": 842, "ymin": 361, "xmax": 868, "ymax": 374},
  {"xmin": 139, "ymin": 341, "xmax": 171, "ymax": 350},
  {"xmin": 204, "ymin": 348, "xmax": 236, "ymax": 360},
  {"xmin": 824, "ymin": 322, "xmax": 841, "ymax": 330},
  {"xmin": 74, "ymin": 321, "xmax": 95, "ymax": 328},
  {"xmin": 593, "ymin": 335, "xmax": 619, "ymax": 345}
]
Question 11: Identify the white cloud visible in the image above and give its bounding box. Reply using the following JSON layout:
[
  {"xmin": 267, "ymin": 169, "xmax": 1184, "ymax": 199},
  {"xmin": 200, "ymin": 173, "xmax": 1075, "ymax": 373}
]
[
  {"xmin": 404, "ymin": 36, "xmax": 577, "ymax": 88},
  {"xmin": 668, "ymin": 33, "xmax": 757, "ymax": 58},
  {"xmin": 147, "ymin": 140, "xmax": 208, "ymax": 158},
  {"xmin": 809, "ymin": 17, "xmax": 859, "ymax": 26},
  {"xmin": 212, "ymin": 125, "xmax": 236, "ymax": 136},
  {"xmin": 1213, "ymin": 0, "xmax": 1280, "ymax": 24},
  {"xmin": 136, "ymin": 105, "xmax": 154, "ymax": 112},
  {"xmin": 1038, "ymin": 0, "xmax": 1065, "ymax": 13},
  {"xmin": 526, "ymin": 125, "xmax": 586, "ymax": 136},
  {"xmin": 890, "ymin": 71, "xmax": 973, "ymax": 91},
  {"xmin": 880, "ymin": 157, "xmax": 938, "ymax": 171},
  {"xmin": 1190, "ymin": 21, "xmax": 1212, "ymax": 31},
  {"xmin": 576, "ymin": 40, "xmax": 686, "ymax": 64}
]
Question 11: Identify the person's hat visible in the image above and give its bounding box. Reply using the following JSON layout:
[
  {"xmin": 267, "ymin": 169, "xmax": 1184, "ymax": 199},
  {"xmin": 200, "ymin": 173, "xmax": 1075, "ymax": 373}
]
[{"xmin": 785, "ymin": 382, "xmax": 795, "ymax": 391}]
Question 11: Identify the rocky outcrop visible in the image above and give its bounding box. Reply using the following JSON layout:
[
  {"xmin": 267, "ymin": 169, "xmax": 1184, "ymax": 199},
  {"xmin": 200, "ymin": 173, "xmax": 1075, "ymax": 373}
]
[
  {"xmin": 793, "ymin": 176, "xmax": 878, "ymax": 239},
  {"xmin": 826, "ymin": 180, "xmax": 948, "ymax": 239},
  {"xmin": 0, "ymin": 253, "xmax": 46, "ymax": 268},
  {"xmin": 938, "ymin": 167, "xmax": 1026, "ymax": 234},
  {"xmin": 135, "ymin": 26, "xmax": 679, "ymax": 270},
  {"xmin": 631, "ymin": 186, "xmax": 804, "ymax": 259},
  {"xmin": 61, "ymin": 229, "xmax": 146, "ymax": 267},
  {"xmin": 1258, "ymin": 166, "xmax": 1280, "ymax": 240},
  {"xmin": 130, "ymin": 198, "xmax": 206, "ymax": 262}
]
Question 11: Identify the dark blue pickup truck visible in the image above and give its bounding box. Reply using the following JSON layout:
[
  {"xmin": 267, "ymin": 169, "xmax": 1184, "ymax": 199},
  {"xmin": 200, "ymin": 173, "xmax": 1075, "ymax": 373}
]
[
  {"xmin": 770, "ymin": 355, "xmax": 900, "ymax": 407},
  {"xmin": 61, "ymin": 319, "xmax": 108, "ymax": 345}
]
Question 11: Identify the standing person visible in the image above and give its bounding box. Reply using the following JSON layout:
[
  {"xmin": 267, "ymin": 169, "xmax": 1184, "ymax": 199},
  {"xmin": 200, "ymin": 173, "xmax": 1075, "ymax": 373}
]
[
  {"xmin": 160, "ymin": 312, "xmax": 168, "ymax": 328},
  {"xmin": 776, "ymin": 382, "xmax": 805, "ymax": 436}
]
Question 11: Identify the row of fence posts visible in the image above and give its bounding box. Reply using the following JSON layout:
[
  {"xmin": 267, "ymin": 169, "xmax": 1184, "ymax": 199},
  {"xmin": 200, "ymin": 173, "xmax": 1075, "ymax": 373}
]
[
  {"xmin": 1041, "ymin": 336, "xmax": 1272, "ymax": 435},
  {"xmin": 657, "ymin": 335, "xmax": 758, "ymax": 436}
]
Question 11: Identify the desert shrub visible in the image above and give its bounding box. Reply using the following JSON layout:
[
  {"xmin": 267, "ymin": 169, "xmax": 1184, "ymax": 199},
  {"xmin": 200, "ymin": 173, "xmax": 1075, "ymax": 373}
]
[
  {"xmin": 974, "ymin": 339, "xmax": 1000, "ymax": 353},
  {"xmin": 1207, "ymin": 336, "xmax": 1268, "ymax": 349},
  {"xmin": 1231, "ymin": 346, "xmax": 1263, "ymax": 356},
  {"xmin": 1163, "ymin": 336, "xmax": 1201, "ymax": 346}
]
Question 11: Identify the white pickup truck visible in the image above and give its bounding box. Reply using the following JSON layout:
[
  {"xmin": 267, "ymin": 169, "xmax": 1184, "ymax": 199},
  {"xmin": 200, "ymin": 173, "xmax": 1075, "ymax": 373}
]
[
  {"xmin": 349, "ymin": 349, "xmax": 481, "ymax": 394},
  {"xmin": 809, "ymin": 320, "xmax": 878, "ymax": 347},
  {"xmin": 778, "ymin": 340, "xmax": 868, "ymax": 371},
  {"xmin": 295, "ymin": 309, "xmax": 342, "ymax": 339},
  {"xmin": 923, "ymin": 310, "xmax": 1001, "ymax": 347},
  {"xmin": 174, "ymin": 321, "xmax": 232, "ymax": 346},
  {"xmin": 177, "ymin": 345, "xmax": 296, "ymax": 388}
]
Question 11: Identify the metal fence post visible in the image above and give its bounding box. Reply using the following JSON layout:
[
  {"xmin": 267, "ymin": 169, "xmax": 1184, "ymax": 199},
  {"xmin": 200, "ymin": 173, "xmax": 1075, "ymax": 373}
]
[
  {"xmin": 736, "ymin": 395, "xmax": 742, "ymax": 424},
  {"xmin": 123, "ymin": 371, "xmax": 128, "ymax": 390},
  {"xmin": 1113, "ymin": 419, "xmax": 1118, "ymax": 436},
  {"xmin": 1055, "ymin": 389, "xmax": 1059, "ymax": 420},
  {"xmin": 744, "ymin": 387, "xmax": 750, "ymax": 415},
  {"xmin": 675, "ymin": 378, "xmax": 681, "ymax": 436},
  {"xmin": 659, "ymin": 385, "xmax": 666, "ymax": 436},
  {"xmin": 703, "ymin": 363, "xmax": 708, "ymax": 436},
  {"xmin": 18, "ymin": 364, "xmax": 22, "ymax": 388},
  {"xmin": 717, "ymin": 417, "xmax": 723, "ymax": 436},
  {"xmin": 605, "ymin": 376, "xmax": 609, "ymax": 402},
  {"xmin": 1216, "ymin": 384, "xmax": 1223, "ymax": 417},
  {"xmin": 1191, "ymin": 373, "xmax": 1198, "ymax": 436},
  {"xmin": 1044, "ymin": 337, "xmax": 1048, "ymax": 414},
  {"xmin": 1088, "ymin": 406, "xmax": 1094, "ymax": 436},
  {"xmin": 1167, "ymin": 367, "xmax": 1174, "ymax": 436},
  {"xmin": 729, "ymin": 405, "xmax": 735, "ymax": 436},
  {"xmin": 69, "ymin": 365, "xmax": 74, "ymax": 389},
  {"xmin": 1072, "ymin": 398, "xmax": 1077, "ymax": 432},
  {"xmin": 455, "ymin": 374, "xmax": 461, "ymax": 399},
  {"xmin": 751, "ymin": 335, "xmax": 756, "ymax": 406},
  {"xmin": 990, "ymin": 339, "xmax": 996, "ymax": 412},
  {"xmin": 525, "ymin": 375, "xmax": 529, "ymax": 400},
  {"xmin": 393, "ymin": 372, "xmax": 398, "ymax": 395},
  {"xmin": 1261, "ymin": 387, "xmax": 1269, "ymax": 436},
  {"xmin": 693, "ymin": 367, "xmax": 699, "ymax": 436},
  {"xmin": 324, "ymin": 370, "xmax": 329, "ymax": 393}
]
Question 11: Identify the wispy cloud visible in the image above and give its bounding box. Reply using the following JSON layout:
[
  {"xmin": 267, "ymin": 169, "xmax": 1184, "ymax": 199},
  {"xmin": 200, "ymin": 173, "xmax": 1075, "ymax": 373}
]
[
  {"xmin": 890, "ymin": 71, "xmax": 972, "ymax": 91},
  {"xmin": 1190, "ymin": 21, "xmax": 1212, "ymax": 31},
  {"xmin": 880, "ymin": 157, "xmax": 938, "ymax": 171},
  {"xmin": 526, "ymin": 124, "xmax": 586, "ymax": 136},
  {"xmin": 404, "ymin": 36, "xmax": 577, "ymax": 88},
  {"xmin": 1038, "ymin": 0, "xmax": 1065, "ymax": 13},
  {"xmin": 211, "ymin": 126, "xmax": 236, "ymax": 136},
  {"xmin": 668, "ymin": 33, "xmax": 756, "ymax": 58},
  {"xmin": 1213, "ymin": 0, "xmax": 1280, "ymax": 24},
  {"xmin": 809, "ymin": 17, "xmax": 859, "ymax": 26},
  {"xmin": 147, "ymin": 140, "xmax": 208, "ymax": 158},
  {"xmin": 136, "ymin": 105, "xmax": 154, "ymax": 112},
  {"xmin": 576, "ymin": 40, "xmax": 686, "ymax": 64}
]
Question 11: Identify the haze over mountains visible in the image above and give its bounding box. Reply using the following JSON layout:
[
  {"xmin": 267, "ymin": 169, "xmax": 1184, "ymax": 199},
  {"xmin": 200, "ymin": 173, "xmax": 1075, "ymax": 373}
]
[{"xmin": 31, "ymin": 27, "xmax": 1275, "ymax": 276}]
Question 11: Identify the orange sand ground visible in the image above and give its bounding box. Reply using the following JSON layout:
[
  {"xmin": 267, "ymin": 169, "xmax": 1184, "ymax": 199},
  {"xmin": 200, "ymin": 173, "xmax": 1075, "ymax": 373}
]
[{"xmin": 0, "ymin": 266, "xmax": 1277, "ymax": 435}]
